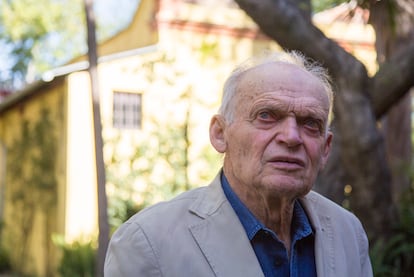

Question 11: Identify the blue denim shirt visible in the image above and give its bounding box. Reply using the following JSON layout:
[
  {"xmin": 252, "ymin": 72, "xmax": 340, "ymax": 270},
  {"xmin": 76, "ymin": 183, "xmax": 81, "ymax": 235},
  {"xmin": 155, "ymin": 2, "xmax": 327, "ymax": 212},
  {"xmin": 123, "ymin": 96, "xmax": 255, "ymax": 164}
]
[{"xmin": 221, "ymin": 173, "xmax": 317, "ymax": 277}]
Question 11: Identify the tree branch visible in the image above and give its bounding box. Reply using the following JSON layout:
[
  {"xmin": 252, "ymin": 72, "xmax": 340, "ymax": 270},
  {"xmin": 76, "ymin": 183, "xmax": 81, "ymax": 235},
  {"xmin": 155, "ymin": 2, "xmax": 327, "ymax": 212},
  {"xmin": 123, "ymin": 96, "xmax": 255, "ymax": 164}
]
[
  {"xmin": 371, "ymin": 40, "xmax": 414, "ymax": 118},
  {"xmin": 233, "ymin": 0, "xmax": 364, "ymax": 79}
]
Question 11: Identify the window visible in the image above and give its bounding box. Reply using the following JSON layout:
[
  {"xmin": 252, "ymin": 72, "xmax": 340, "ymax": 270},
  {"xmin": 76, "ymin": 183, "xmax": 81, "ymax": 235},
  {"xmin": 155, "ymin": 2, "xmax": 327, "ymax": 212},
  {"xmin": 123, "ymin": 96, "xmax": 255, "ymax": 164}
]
[{"xmin": 113, "ymin": 91, "xmax": 142, "ymax": 129}]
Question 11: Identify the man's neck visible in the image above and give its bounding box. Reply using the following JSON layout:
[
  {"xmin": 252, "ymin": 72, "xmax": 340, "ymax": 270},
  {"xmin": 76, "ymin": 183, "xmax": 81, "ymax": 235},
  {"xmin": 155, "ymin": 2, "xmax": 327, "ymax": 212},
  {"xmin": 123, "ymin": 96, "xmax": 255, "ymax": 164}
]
[{"xmin": 229, "ymin": 180, "xmax": 296, "ymax": 254}]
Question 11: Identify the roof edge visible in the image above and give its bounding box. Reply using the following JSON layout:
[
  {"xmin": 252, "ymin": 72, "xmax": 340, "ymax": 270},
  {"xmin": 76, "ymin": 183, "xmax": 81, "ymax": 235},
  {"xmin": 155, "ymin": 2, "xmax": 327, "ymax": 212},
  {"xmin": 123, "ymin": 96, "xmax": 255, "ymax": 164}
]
[
  {"xmin": 42, "ymin": 44, "xmax": 159, "ymax": 81},
  {"xmin": 0, "ymin": 44, "xmax": 159, "ymax": 114},
  {"xmin": 0, "ymin": 75, "xmax": 66, "ymax": 114}
]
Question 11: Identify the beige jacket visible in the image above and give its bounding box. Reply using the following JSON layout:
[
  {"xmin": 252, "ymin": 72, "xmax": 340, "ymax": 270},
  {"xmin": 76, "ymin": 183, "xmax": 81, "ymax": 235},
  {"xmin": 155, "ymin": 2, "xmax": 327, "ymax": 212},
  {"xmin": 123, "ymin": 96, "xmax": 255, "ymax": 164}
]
[{"xmin": 104, "ymin": 174, "xmax": 373, "ymax": 276}]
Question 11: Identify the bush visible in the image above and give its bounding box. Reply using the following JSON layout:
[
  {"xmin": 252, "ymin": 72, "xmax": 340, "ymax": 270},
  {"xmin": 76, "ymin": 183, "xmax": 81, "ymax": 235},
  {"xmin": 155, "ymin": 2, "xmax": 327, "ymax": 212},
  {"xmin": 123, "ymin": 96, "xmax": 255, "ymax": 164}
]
[
  {"xmin": 371, "ymin": 186, "xmax": 414, "ymax": 277},
  {"xmin": 54, "ymin": 236, "xmax": 96, "ymax": 277},
  {"xmin": 0, "ymin": 221, "xmax": 11, "ymax": 273},
  {"xmin": 0, "ymin": 245, "xmax": 11, "ymax": 273}
]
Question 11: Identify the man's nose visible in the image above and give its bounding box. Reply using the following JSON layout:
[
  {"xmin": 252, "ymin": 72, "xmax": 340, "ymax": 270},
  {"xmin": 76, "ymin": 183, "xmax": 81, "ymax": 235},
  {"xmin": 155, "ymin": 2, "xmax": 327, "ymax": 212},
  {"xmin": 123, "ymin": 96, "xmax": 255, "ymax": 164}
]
[{"xmin": 275, "ymin": 117, "xmax": 303, "ymax": 147}]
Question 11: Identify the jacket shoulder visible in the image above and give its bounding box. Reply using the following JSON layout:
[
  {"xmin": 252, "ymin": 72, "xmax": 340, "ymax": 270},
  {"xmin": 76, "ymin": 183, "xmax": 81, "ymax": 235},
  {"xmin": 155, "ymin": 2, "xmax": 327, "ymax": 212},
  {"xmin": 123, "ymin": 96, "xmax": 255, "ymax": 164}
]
[
  {"xmin": 126, "ymin": 186, "xmax": 207, "ymax": 227},
  {"xmin": 303, "ymin": 191, "xmax": 372, "ymax": 276},
  {"xmin": 302, "ymin": 190, "xmax": 368, "ymax": 236},
  {"xmin": 304, "ymin": 190, "xmax": 355, "ymax": 218}
]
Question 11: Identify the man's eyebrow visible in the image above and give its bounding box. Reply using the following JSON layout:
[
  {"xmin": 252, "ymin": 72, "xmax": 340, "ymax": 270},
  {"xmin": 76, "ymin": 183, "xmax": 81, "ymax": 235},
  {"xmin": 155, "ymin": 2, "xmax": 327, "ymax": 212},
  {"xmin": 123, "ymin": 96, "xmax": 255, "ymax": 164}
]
[
  {"xmin": 296, "ymin": 106, "xmax": 328, "ymax": 119},
  {"xmin": 249, "ymin": 99, "xmax": 288, "ymax": 112},
  {"xmin": 250, "ymin": 100, "xmax": 328, "ymax": 116}
]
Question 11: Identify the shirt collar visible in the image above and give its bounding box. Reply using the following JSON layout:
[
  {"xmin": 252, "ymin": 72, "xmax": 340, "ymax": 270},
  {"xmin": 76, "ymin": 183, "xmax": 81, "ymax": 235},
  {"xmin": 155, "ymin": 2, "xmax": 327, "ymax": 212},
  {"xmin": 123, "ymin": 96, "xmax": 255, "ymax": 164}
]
[{"xmin": 221, "ymin": 173, "xmax": 313, "ymax": 241}]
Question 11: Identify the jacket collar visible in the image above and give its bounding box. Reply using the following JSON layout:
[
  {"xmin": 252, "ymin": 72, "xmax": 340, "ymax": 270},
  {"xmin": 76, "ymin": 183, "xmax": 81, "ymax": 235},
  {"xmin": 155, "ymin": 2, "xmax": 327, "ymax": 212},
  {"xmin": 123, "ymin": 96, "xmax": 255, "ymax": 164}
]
[{"xmin": 188, "ymin": 173, "xmax": 264, "ymax": 276}]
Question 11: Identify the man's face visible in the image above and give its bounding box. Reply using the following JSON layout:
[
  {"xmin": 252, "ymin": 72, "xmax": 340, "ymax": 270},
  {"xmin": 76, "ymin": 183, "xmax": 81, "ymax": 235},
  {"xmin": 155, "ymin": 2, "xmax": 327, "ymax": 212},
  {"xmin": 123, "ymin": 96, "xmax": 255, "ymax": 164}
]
[{"xmin": 214, "ymin": 62, "xmax": 332, "ymax": 198}]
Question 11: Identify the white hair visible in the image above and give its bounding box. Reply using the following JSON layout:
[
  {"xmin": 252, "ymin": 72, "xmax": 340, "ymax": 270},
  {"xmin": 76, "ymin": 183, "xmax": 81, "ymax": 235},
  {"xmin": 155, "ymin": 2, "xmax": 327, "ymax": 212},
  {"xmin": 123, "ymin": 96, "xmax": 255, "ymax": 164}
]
[{"xmin": 219, "ymin": 50, "xmax": 334, "ymax": 123}]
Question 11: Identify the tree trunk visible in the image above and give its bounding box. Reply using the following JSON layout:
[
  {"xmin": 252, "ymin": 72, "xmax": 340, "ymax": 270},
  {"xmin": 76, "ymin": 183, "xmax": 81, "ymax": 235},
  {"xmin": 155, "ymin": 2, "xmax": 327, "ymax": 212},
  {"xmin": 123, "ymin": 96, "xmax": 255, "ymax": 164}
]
[
  {"xmin": 83, "ymin": 1, "xmax": 110, "ymax": 276},
  {"xmin": 370, "ymin": 0, "xmax": 413, "ymax": 205},
  {"xmin": 333, "ymin": 68, "xmax": 394, "ymax": 241}
]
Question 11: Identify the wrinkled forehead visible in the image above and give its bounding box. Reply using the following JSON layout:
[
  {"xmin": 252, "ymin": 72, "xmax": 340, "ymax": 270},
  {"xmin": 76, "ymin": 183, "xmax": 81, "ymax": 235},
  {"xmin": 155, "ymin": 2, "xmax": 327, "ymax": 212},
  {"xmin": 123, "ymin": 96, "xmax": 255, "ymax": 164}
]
[{"xmin": 236, "ymin": 62, "xmax": 330, "ymax": 108}]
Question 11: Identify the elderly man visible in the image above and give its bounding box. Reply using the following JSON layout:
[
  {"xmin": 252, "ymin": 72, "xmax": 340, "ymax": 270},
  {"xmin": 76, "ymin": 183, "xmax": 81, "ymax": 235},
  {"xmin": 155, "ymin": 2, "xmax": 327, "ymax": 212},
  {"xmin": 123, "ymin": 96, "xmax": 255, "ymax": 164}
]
[{"xmin": 104, "ymin": 51, "xmax": 373, "ymax": 277}]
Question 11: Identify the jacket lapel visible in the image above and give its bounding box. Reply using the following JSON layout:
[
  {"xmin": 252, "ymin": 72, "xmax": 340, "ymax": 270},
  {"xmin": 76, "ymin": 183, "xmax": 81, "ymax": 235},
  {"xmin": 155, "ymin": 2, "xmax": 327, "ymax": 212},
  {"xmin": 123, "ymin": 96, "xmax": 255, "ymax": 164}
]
[
  {"xmin": 300, "ymin": 192, "xmax": 335, "ymax": 277},
  {"xmin": 188, "ymin": 175, "xmax": 264, "ymax": 277}
]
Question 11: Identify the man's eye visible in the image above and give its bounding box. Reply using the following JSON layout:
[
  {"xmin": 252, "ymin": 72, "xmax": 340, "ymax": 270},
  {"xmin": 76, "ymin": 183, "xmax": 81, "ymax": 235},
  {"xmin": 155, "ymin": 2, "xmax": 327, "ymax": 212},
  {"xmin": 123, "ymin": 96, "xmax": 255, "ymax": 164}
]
[
  {"xmin": 256, "ymin": 111, "xmax": 278, "ymax": 123},
  {"xmin": 303, "ymin": 118, "xmax": 322, "ymax": 132},
  {"xmin": 258, "ymin": 111, "xmax": 271, "ymax": 120},
  {"xmin": 251, "ymin": 111, "xmax": 279, "ymax": 128}
]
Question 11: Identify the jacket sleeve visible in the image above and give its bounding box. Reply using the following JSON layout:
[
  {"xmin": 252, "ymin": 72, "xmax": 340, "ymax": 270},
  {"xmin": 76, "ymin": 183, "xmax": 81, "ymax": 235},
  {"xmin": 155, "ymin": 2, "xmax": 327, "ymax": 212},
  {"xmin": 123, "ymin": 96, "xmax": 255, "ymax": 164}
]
[{"xmin": 104, "ymin": 222, "xmax": 162, "ymax": 277}]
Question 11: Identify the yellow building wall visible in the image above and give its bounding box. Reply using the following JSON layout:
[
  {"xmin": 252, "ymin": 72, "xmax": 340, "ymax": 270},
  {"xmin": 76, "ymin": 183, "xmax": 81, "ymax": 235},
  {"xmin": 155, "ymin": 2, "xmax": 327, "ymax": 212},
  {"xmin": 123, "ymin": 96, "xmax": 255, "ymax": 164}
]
[
  {"xmin": 157, "ymin": 1, "xmax": 279, "ymax": 64},
  {"xmin": 0, "ymin": 78, "xmax": 67, "ymax": 276},
  {"xmin": 65, "ymin": 71, "xmax": 98, "ymax": 242}
]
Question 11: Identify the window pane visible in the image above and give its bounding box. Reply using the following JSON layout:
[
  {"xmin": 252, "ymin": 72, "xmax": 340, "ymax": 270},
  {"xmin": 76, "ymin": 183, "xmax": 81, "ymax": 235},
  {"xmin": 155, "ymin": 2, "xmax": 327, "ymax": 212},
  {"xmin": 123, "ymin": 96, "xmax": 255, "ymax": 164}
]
[{"xmin": 112, "ymin": 92, "xmax": 142, "ymax": 129}]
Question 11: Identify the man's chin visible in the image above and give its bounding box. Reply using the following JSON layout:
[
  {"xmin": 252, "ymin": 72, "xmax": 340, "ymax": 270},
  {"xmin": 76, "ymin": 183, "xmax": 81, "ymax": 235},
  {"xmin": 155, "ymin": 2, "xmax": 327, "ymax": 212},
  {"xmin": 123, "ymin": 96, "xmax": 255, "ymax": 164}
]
[{"xmin": 262, "ymin": 176, "xmax": 311, "ymax": 196}]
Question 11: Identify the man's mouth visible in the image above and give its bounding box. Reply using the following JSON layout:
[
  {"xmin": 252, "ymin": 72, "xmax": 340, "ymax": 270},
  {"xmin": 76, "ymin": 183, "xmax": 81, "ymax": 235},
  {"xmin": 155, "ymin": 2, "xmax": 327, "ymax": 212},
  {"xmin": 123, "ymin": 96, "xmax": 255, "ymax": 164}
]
[{"xmin": 267, "ymin": 156, "xmax": 305, "ymax": 170}]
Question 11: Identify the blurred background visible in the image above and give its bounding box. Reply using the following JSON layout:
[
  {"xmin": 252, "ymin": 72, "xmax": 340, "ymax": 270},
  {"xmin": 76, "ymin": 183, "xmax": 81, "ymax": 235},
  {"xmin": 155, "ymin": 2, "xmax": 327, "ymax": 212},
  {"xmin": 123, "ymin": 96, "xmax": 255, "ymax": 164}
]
[{"xmin": 0, "ymin": 0, "xmax": 413, "ymax": 276}]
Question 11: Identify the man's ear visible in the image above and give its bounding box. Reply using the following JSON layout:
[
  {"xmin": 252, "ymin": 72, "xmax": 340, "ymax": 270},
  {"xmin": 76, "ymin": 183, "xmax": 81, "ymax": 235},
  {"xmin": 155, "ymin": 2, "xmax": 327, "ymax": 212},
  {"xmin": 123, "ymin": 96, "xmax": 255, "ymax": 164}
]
[
  {"xmin": 209, "ymin": 115, "xmax": 227, "ymax": 153},
  {"xmin": 321, "ymin": 131, "xmax": 333, "ymax": 169}
]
